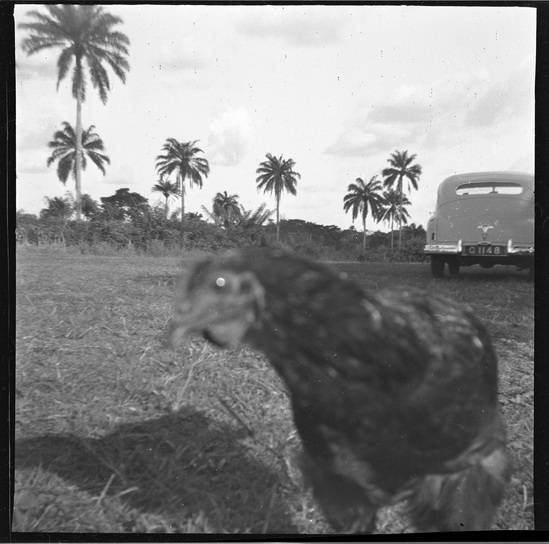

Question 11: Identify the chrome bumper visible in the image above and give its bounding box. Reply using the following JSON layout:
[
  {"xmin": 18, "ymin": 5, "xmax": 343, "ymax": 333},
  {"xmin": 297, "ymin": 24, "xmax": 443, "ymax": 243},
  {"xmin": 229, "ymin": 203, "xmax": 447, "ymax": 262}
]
[{"xmin": 424, "ymin": 240, "xmax": 534, "ymax": 256}]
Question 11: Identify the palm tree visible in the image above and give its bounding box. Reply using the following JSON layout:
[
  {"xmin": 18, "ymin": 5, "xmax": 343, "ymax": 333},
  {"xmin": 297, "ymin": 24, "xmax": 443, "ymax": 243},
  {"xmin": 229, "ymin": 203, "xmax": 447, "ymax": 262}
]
[
  {"xmin": 19, "ymin": 5, "xmax": 130, "ymax": 221},
  {"xmin": 235, "ymin": 203, "xmax": 274, "ymax": 246},
  {"xmin": 155, "ymin": 139, "xmax": 210, "ymax": 224},
  {"xmin": 255, "ymin": 153, "xmax": 300, "ymax": 241},
  {"xmin": 152, "ymin": 178, "xmax": 180, "ymax": 218},
  {"xmin": 213, "ymin": 191, "xmax": 241, "ymax": 227},
  {"xmin": 236, "ymin": 203, "xmax": 274, "ymax": 230},
  {"xmin": 200, "ymin": 204, "xmax": 221, "ymax": 226},
  {"xmin": 380, "ymin": 189, "xmax": 411, "ymax": 251},
  {"xmin": 81, "ymin": 193, "xmax": 101, "ymax": 221},
  {"xmin": 343, "ymin": 176, "xmax": 385, "ymax": 252},
  {"xmin": 40, "ymin": 195, "xmax": 74, "ymax": 220},
  {"xmin": 200, "ymin": 193, "xmax": 240, "ymax": 228},
  {"xmin": 47, "ymin": 122, "xmax": 110, "ymax": 185},
  {"xmin": 382, "ymin": 150, "xmax": 422, "ymax": 246}
]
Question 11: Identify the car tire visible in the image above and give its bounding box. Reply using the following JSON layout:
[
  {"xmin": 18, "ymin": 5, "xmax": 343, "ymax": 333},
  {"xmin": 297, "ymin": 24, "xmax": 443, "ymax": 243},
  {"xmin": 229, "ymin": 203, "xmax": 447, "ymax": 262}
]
[
  {"xmin": 448, "ymin": 258, "xmax": 460, "ymax": 276},
  {"xmin": 431, "ymin": 256, "xmax": 445, "ymax": 278}
]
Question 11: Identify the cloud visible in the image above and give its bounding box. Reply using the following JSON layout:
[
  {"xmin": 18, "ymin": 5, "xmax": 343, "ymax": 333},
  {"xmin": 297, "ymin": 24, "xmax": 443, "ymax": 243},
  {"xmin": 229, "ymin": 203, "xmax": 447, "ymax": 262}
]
[
  {"xmin": 508, "ymin": 154, "xmax": 534, "ymax": 174},
  {"xmin": 326, "ymin": 61, "xmax": 534, "ymax": 158},
  {"xmin": 156, "ymin": 40, "xmax": 205, "ymax": 72},
  {"xmin": 17, "ymin": 112, "xmax": 67, "ymax": 152},
  {"xmin": 368, "ymin": 85, "xmax": 433, "ymax": 125},
  {"xmin": 236, "ymin": 7, "xmax": 349, "ymax": 47},
  {"xmin": 463, "ymin": 60, "xmax": 534, "ymax": 129},
  {"xmin": 18, "ymin": 164, "xmax": 48, "ymax": 175},
  {"xmin": 101, "ymin": 163, "xmax": 139, "ymax": 186},
  {"xmin": 17, "ymin": 86, "xmax": 68, "ymax": 152},
  {"xmin": 206, "ymin": 108, "xmax": 254, "ymax": 166},
  {"xmin": 16, "ymin": 48, "xmax": 57, "ymax": 81},
  {"xmin": 17, "ymin": 127, "xmax": 53, "ymax": 152},
  {"xmin": 327, "ymin": 130, "xmax": 389, "ymax": 157},
  {"xmin": 103, "ymin": 177, "xmax": 131, "ymax": 186},
  {"xmin": 326, "ymin": 112, "xmax": 420, "ymax": 157}
]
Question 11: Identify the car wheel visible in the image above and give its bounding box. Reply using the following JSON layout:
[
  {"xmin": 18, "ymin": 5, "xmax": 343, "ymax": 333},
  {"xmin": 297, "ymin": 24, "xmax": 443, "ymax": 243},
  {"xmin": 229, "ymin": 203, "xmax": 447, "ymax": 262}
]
[
  {"xmin": 448, "ymin": 258, "xmax": 460, "ymax": 276},
  {"xmin": 431, "ymin": 256, "xmax": 445, "ymax": 278}
]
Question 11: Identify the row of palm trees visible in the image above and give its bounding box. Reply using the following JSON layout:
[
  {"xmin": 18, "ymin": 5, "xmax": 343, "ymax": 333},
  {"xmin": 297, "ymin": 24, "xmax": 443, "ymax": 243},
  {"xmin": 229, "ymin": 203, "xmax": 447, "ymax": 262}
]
[
  {"xmin": 150, "ymin": 140, "xmax": 420, "ymax": 252},
  {"xmin": 41, "ymin": 119, "xmax": 419, "ymax": 250},
  {"xmin": 42, "ymin": 120, "xmax": 297, "ymax": 239},
  {"xmin": 344, "ymin": 150, "xmax": 422, "ymax": 250},
  {"xmin": 44, "ymin": 116, "xmax": 420, "ymax": 249},
  {"xmin": 345, "ymin": 180, "xmax": 412, "ymax": 251},
  {"xmin": 18, "ymin": 5, "xmax": 303, "ymax": 242},
  {"xmin": 20, "ymin": 4, "xmax": 421, "ymax": 248},
  {"xmin": 150, "ymin": 146, "xmax": 301, "ymax": 241}
]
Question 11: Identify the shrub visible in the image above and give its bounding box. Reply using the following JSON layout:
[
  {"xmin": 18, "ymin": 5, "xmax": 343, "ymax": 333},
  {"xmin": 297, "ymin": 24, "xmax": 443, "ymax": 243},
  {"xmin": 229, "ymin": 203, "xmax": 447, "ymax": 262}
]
[{"xmin": 15, "ymin": 211, "xmax": 428, "ymax": 262}]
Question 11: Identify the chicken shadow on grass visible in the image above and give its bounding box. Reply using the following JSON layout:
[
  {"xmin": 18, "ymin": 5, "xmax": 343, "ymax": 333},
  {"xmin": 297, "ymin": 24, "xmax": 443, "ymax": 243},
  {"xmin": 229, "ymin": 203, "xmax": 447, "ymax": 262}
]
[{"xmin": 15, "ymin": 406, "xmax": 298, "ymax": 533}]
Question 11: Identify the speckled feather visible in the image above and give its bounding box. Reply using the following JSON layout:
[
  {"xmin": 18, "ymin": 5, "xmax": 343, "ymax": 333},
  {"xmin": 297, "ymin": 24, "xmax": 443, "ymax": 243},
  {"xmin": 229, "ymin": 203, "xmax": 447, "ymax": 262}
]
[{"xmin": 171, "ymin": 248, "xmax": 511, "ymax": 533}]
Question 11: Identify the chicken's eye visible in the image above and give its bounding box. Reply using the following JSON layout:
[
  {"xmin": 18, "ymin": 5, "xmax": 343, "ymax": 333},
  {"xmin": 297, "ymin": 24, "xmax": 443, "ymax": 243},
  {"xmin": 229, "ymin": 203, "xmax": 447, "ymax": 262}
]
[{"xmin": 214, "ymin": 277, "xmax": 226, "ymax": 289}]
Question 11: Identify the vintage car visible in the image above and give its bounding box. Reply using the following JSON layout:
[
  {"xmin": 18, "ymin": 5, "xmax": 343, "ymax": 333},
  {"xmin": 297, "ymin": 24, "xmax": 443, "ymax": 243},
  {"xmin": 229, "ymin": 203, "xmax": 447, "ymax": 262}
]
[{"xmin": 424, "ymin": 171, "xmax": 534, "ymax": 278}]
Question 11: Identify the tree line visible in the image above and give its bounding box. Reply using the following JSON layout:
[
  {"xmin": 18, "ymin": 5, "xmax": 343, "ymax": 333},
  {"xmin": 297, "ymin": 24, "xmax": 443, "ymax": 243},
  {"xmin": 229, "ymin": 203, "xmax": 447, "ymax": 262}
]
[{"xmin": 18, "ymin": 4, "xmax": 424, "ymax": 258}]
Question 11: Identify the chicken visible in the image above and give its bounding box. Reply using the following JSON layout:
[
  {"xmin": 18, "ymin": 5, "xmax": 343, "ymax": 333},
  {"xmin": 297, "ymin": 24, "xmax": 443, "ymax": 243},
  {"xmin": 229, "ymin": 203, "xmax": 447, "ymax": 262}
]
[{"xmin": 169, "ymin": 248, "xmax": 512, "ymax": 533}]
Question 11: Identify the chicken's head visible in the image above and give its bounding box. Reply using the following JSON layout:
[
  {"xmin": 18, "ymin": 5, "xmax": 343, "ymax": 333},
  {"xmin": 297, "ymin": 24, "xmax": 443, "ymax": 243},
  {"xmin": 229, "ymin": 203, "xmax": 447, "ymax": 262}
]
[{"xmin": 169, "ymin": 256, "xmax": 265, "ymax": 348}]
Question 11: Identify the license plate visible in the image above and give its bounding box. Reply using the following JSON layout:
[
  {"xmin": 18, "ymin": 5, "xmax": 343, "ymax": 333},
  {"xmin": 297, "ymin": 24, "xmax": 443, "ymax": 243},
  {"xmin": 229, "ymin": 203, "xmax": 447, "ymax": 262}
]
[{"xmin": 464, "ymin": 244, "xmax": 507, "ymax": 256}]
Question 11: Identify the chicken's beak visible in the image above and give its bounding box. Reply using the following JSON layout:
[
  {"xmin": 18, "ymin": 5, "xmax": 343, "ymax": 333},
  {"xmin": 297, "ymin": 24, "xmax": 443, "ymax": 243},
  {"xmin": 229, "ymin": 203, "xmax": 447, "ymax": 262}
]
[{"xmin": 169, "ymin": 298, "xmax": 257, "ymax": 349}]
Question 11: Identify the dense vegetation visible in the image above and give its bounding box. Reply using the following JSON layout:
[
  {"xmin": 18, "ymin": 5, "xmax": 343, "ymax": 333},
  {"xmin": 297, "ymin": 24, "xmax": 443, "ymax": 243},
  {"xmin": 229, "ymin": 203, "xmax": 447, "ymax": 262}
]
[
  {"xmin": 16, "ymin": 204, "xmax": 428, "ymax": 263},
  {"xmin": 18, "ymin": 3, "xmax": 425, "ymax": 265}
]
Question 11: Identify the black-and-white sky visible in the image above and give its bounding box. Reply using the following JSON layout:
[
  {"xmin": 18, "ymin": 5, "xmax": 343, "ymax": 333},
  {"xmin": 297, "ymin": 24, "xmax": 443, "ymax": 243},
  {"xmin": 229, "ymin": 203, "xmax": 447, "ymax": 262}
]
[{"xmin": 15, "ymin": 4, "xmax": 535, "ymax": 230}]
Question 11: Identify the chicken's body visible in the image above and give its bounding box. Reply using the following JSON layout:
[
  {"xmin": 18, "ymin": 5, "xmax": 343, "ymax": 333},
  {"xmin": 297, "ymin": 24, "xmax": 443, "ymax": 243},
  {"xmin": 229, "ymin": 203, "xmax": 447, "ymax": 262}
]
[{"xmin": 170, "ymin": 248, "xmax": 511, "ymax": 533}]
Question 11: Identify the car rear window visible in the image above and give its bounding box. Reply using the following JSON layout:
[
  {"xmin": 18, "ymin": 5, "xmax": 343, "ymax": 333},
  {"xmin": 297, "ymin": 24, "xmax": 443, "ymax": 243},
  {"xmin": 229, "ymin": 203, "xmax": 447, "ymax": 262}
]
[{"xmin": 455, "ymin": 182, "xmax": 523, "ymax": 195}]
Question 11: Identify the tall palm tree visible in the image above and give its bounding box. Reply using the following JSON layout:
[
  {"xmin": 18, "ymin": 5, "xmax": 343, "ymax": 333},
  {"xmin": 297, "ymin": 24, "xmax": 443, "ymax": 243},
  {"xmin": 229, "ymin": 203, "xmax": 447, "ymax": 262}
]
[
  {"xmin": 213, "ymin": 191, "xmax": 241, "ymax": 227},
  {"xmin": 155, "ymin": 139, "xmax": 210, "ymax": 224},
  {"xmin": 382, "ymin": 150, "xmax": 422, "ymax": 246},
  {"xmin": 19, "ymin": 5, "xmax": 130, "ymax": 221},
  {"xmin": 380, "ymin": 189, "xmax": 411, "ymax": 251},
  {"xmin": 255, "ymin": 153, "xmax": 300, "ymax": 241},
  {"xmin": 47, "ymin": 122, "xmax": 110, "ymax": 185},
  {"xmin": 152, "ymin": 178, "xmax": 180, "ymax": 218},
  {"xmin": 343, "ymin": 176, "xmax": 385, "ymax": 252}
]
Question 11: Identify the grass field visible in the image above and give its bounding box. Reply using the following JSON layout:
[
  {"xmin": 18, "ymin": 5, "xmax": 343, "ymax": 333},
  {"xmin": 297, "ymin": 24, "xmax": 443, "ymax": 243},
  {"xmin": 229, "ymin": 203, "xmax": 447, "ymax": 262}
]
[{"xmin": 13, "ymin": 247, "xmax": 534, "ymax": 534}]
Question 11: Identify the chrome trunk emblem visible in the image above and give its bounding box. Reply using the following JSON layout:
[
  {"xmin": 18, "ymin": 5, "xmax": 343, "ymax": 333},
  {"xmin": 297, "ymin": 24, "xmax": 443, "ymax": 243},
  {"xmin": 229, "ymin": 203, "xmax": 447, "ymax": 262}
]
[{"xmin": 477, "ymin": 223, "xmax": 494, "ymax": 241}]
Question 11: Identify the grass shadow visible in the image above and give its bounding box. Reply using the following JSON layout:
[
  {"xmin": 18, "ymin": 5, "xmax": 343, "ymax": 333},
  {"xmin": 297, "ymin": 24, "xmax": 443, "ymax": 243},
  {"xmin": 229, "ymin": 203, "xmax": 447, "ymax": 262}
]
[{"xmin": 15, "ymin": 406, "xmax": 297, "ymax": 533}]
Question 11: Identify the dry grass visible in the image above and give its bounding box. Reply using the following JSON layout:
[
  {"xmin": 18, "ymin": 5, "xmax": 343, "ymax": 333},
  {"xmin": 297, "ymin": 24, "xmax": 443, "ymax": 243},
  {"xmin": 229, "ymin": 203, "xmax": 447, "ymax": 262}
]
[{"xmin": 13, "ymin": 247, "xmax": 534, "ymax": 534}]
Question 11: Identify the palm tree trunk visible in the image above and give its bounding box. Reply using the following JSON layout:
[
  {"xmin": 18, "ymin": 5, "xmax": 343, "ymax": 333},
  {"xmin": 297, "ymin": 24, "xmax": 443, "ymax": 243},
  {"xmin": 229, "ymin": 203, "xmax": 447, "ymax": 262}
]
[
  {"xmin": 75, "ymin": 89, "xmax": 83, "ymax": 221},
  {"xmin": 180, "ymin": 174, "xmax": 185, "ymax": 225},
  {"xmin": 390, "ymin": 216, "xmax": 394, "ymax": 251},
  {"xmin": 165, "ymin": 195, "xmax": 169, "ymax": 218},
  {"xmin": 362, "ymin": 215, "xmax": 367, "ymax": 253},
  {"xmin": 276, "ymin": 194, "xmax": 280, "ymax": 242},
  {"xmin": 398, "ymin": 176, "xmax": 403, "ymax": 247}
]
